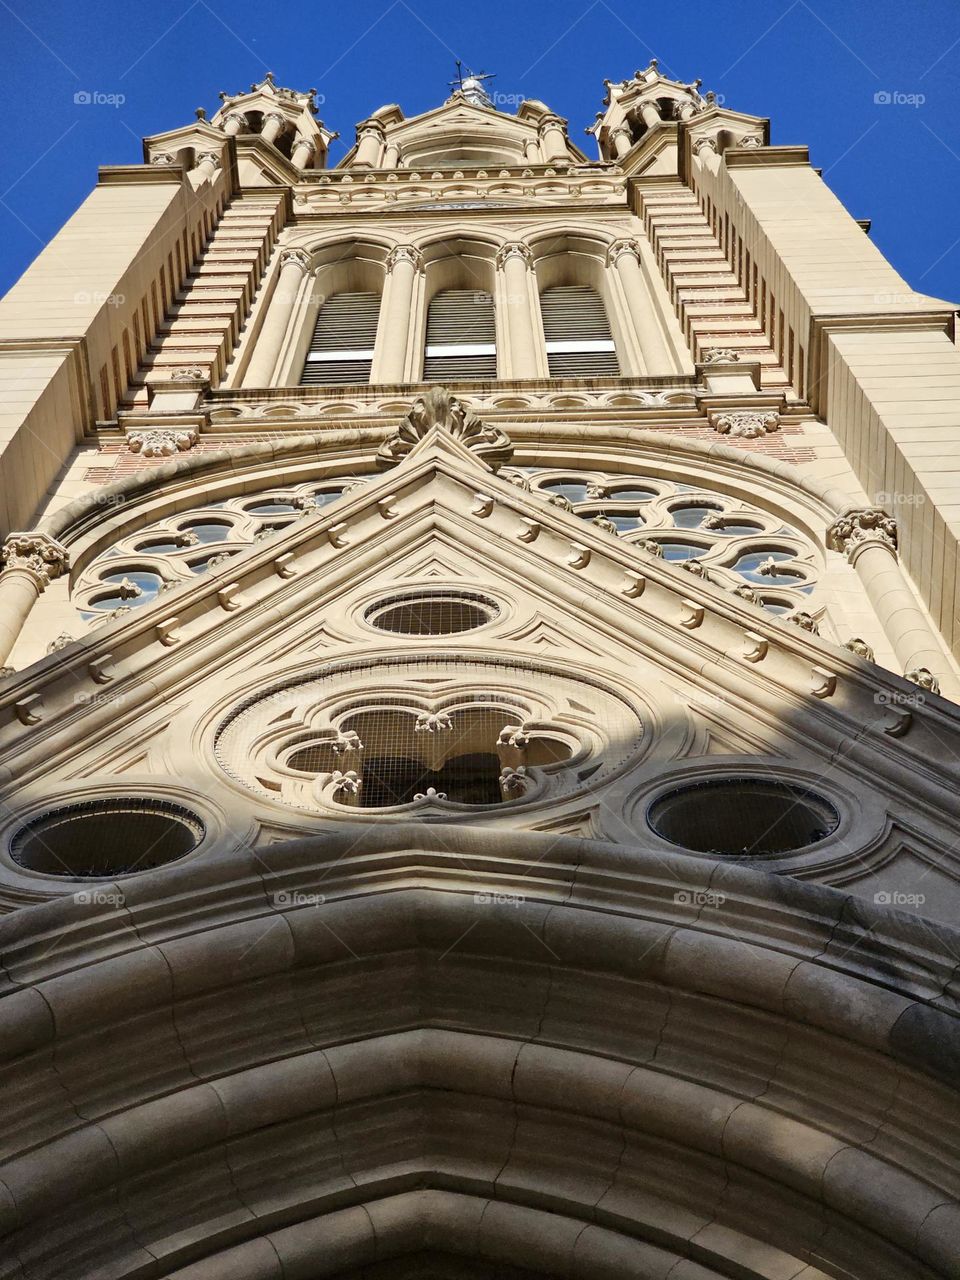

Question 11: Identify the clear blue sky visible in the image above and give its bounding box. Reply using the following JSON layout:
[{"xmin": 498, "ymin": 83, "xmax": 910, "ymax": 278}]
[{"xmin": 1, "ymin": 0, "xmax": 958, "ymax": 301}]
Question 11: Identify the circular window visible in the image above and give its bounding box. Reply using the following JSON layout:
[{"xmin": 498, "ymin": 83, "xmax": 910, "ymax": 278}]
[
  {"xmin": 648, "ymin": 778, "xmax": 839, "ymax": 856},
  {"xmin": 364, "ymin": 591, "xmax": 499, "ymax": 636},
  {"xmin": 10, "ymin": 799, "xmax": 204, "ymax": 878}
]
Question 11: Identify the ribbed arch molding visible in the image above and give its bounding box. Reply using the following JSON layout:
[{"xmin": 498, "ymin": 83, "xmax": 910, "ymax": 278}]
[{"xmin": 0, "ymin": 829, "xmax": 957, "ymax": 1279}]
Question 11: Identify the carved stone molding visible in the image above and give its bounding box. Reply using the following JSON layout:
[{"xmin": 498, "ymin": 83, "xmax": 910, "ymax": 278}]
[
  {"xmin": 128, "ymin": 428, "xmax": 199, "ymax": 458},
  {"xmin": 1, "ymin": 533, "xmax": 70, "ymax": 588},
  {"xmin": 827, "ymin": 509, "xmax": 898, "ymax": 560},
  {"xmin": 711, "ymin": 409, "xmax": 780, "ymax": 438},
  {"xmin": 605, "ymin": 238, "xmax": 641, "ymax": 268},
  {"xmin": 170, "ymin": 365, "xmax": 208, "ymax": 383},
  {"xmin": 278, "ymin": 247, "xmax": 312, "ymax": 273},
  {"xmin": 378, "ymin": 387, "xmax": 514, "ymax": 470},
  {"xmin": 495, "ymin": 242, "xmax": 533, "ymax": 269},
  {"xmin": 385, "ymin": 244, "xmax": 425, "ymax": 274}
]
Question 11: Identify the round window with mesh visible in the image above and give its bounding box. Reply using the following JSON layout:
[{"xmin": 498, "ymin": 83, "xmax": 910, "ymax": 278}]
[
  {"xmin": 648, "ymin": 778, "xmax": 839, "ymax": 857},
  {"xmin": 9, "ymin": 798, "xmax": 204, "ymax": 878},
  {"xmin": 364, "ymin": 590, "xmax": 500, "ymax": 636}
]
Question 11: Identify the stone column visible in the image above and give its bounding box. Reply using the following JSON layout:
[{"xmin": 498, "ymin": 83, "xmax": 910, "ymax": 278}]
[
  {"xmin": 523, "ymin": 138, "xmax": 542, "ymax": 163},
  {"xmin": 195, "ymin": 151, "xmax": 222, "ymax": 181},
  {"xmin": 383, "ymin": 142, "xmax": 401, "ymax": 168},
  {"xmin": 638, "ymin": 101, "xmax": 662, "ymax": 130},
  {"xmin": 606, "ymin": 239, "xmax": 672, "ymax": 374},
  {"xmin": 244, "ymin": 248, "xmax": 311, "ymax": 386},
  {"xmin": 610, "ymin": 127, "xmax": 633, "ymax": 159},
  {"xmin": 221, "ymin": 112, "xmax": 245, "ymax": 137},
  {"xmin": 692, "ymin": 136, "xmax": 721, "ymax": 174},
  {"xmin": 496, "ymin": 243, "xmax": 539, "ymax": 379},
  {"xmin": 0, "ymin": 534, "xmax": 70, "ymax": 666},
  {"xmin": 376, "ymin": 246, "xmax": 424, "ymax": 383},
  {"xmin": 354, "ymin": 122, "xmax": 385, "ymax": 168},
  {"xmin": 538, "ymin": 115, "xmax": 569, "ymax": 162},
  {"xmin": 290, "ymin": 136, "xmax": 315, "ymax": 170},
  {"xmin": 827, "ymin": 510, "xmax": 959, "ymax": 697},
  {"xmin": 261, "ymin": 112, "xmax": 286, "ymax": 146}
]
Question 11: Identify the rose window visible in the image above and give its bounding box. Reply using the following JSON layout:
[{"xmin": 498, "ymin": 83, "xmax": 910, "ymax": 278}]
[
  {"xmin": 74, "ymin": 477, "xmax": 364, "ymax": 618},
  {"xmin": 508, "ymin": 468, "xmax": 817, "ymax": 613}
]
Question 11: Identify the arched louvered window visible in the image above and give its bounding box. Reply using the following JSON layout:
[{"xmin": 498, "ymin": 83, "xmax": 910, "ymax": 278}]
[
  {"xmin": 540, "ymin": 285, "xmax": 619, "ymax": 377},
  {"xmin": 300, "ymin": 291, "xmax": 380, "ymax": 385},
  {"xmin": 423, "ymin": 288, "xmax": 497, "ymax": 381}
]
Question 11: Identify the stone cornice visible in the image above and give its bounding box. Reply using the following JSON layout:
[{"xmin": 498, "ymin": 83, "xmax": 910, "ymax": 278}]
[
  {"xmin": 723, "ymin": 144, "xmax": 810, "ymax": 167},
  {"xmin": 97, "ymin": 164, "xmax": 186, "ymax": 186}
]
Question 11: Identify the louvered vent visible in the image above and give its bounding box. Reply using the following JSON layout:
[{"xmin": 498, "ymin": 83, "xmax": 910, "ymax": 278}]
[
  {"xmin": 540, "ymin": 285, "xmax": 619, "ymax": 377},
  {"xmin": 300, "ymin": 291, "xmax": 380, "ymax": 385},
  {"xmin": 423, "ymin": 289, "xmax": 497, "ymax": 381}
]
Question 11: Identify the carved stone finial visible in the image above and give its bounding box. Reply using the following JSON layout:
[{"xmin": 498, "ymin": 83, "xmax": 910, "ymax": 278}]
[
  {"xmin": 495, "ymin": 241, "xmax": 533, "ymax": 269},
  {"xmin": 637, "ymin": 539, "xmax": 664, "ymax": 558},
  {"xmin": 733, "ymin": 583, "xmax": 762, "ymax": 605},
  {"xmin": 331, "ymin": 769, "xmax": 362, "ymax": 798},
  {"xmin": 844, "ymin": 637, "xmax": 876, "ymax": 662},
  {"xmin": 128, "ymin": 428, "xmax": 198, "ymax": 458},
  {"xmin": 826, "ymin": 509, "xmax": 898, "ymax": 560},
  {"xmin": 905, "ymin": 667, "xmax": 940, "ymax": 695},
  {"xmin": 0, "ymin": 667, "xmax": 15, "ymax": 680},
  {"xmin": 591, "ymin": 515, "xmax": 619, "ymax": 536},
  {"xmin": 712, "ymin": 409, "xmax": 779, "ymax": 438},
  {"xmin": 46, "ymin": 633, "xmax": 74, "ymax": 654},
  {"xmin": 378, "ymin": 388, "xmax": 513, "ymax": 470},
  {"xmin": 788, "ymin": 611, "xmax": 820, "ymax": 635},
  {"xmin": 385, "ymin": 244, "xmax": 424, "ymax": 274},
  {"xmin": 681, "ymin": 559, "xmax": 709, "ymax": 579},
  {"xmin": 499, "ymin": 766, "xmax": 528, "ymax": 798},
  {"xmin": 1, "ymin": 532, "xmax": 70, "ymax": 589}
]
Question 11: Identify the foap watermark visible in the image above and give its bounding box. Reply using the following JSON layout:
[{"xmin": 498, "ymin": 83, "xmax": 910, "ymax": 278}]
[
  {"xmin": 273, "ymin": 890, "xmax": 325, "ymax": 908},
  {"xmin": 873, "ymin": 490, "xmax": 924, "ymax": 507},
  {"xmin": 873, "ymin": 90, "xmax": 925, "ymax": 108},
  {"xmin": 74, "ymin": 290, "xmax": 125, "ymax": 307},
  {"xmin": 74, "ymin": 90, "xmax": 125, "ymax": 108},
  {"xmin": 874, "ymin": 689, "xmax": 926, "ymax": 708},
  {"xmin": 874, "ymin": 890, "xmax": 925, "ymax": 907},
  {"xmin": 490, "ymin": 91, "xmax": 527, "ymax": 108},
  {"xmin": 474, "ymin": 891, "xmax": 525, "ymax": 907},
  {"xmin": 673, "ymin": 889, "xmax": 726, "ymax": 908},
  {"xmin": 74, "ymin": 888, "xmax": 125, "ymax": 907}
]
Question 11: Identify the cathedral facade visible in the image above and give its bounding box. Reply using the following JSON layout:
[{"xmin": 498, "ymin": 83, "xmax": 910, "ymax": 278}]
[{"xmin": 0, "ymin": 61, "xmax": 958, "ymax": 1279}]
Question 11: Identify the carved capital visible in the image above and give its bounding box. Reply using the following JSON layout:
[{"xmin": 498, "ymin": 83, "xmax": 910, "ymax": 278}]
[
  {"xmin": 1, "ymin": 532, "xmax": 70, "ymax": 589},
  {"xmin": 196, "ymin": 151, "xmax": 222, "ymax": 170},
  {"xmin": 385, "ymin": 244, "xmax": 424, "ymax": 274},
  {"xmin": 605, "ymin": 238, "xmax": 641, "ymax": 268},
  {"xmin": 712, "ymin": 409, "xmax": 780, "ymax": 438},
  {"xmin": 128, "ymin": 428, "xmax": 198, "ymax": 458},
  {"xmin": 278, "ymin": 247, "xmax": 312, "ymax": 274},
  {"xmin": 495, "ymin": 241, "xmax": 533, "ymax": 270},
  {"xmin": 378, "ymin": 386, "xmax": 513, "ymax": 471},
  {"xmin": 827, "ymin": 508, "xmax": 898, "ymax": 560},
  {"xmin": 222, "ymin": 111, "xmax": 246, "ymax": 131},
  {"xmin": 738, "ymin": 134, "xmax": 763, "ymax": 149},
  {"xmin": 264, "ymin": 111, "xmax": 287, "ymax": 128},
  {"xmin": 150, "ymin": 152, "xmax": 176, "ymax": 166},
  {"xmin": 692, "ymin": 136, "xmax": 718, "ymax": 156}
]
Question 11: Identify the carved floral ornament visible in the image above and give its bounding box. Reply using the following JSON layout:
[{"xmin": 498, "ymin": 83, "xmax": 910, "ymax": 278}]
[
  {"xmin": 0, "ymin": 533, "xmax": 70, "ymax": 589},
  {"xmin": 127, "ymin": 429, "xmax": 199, "ymax": 458},
  {"xmin": 711, "ymin": 410, "xmax": 780, "ymax": 439},
  {"xmin": 377, "ymin": 387, "xmax": 514, "ymax": 470},
  {"xmin": 826, "ymin": 508, "xmax": 898, "ymax": 560}
]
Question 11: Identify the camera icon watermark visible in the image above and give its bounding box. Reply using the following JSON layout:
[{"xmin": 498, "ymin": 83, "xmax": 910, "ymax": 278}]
[
  {"xmin": 73, "ymin": 889, "xmax": 125, "ymax": 907},
  {"xmin": 873, "ymin": 490, "xmax": 925, "ymax": 506},
  {"xmin": 874, "ymin": 90, "xmax": 925, "ymax": 107},
  {"xmin": 474, "ymin": 891, "xmax": 525, "ymax": 907},
  {"xmin": 874, "ymin": 689, "xmax": 925, "ymax": 708},
  {"xmin": 73, "ymin": 290, "xmax": 125, "ymax": 307},
  {"xmin": 273, "ymin": 890, "xmax": 325, "ymax": 907},
  {"xmin": 74, "ymin": 90, "xmax": 126, "ymax": 108},
  {"xmin": 673, "ymin": 889, "xmax": 726, "ymax": 908},
  {"xmin": 874, "ymin": 890, "xmax": 925, "ymax": 907}
]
